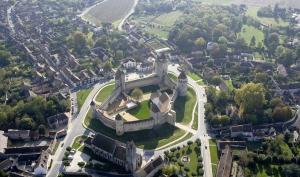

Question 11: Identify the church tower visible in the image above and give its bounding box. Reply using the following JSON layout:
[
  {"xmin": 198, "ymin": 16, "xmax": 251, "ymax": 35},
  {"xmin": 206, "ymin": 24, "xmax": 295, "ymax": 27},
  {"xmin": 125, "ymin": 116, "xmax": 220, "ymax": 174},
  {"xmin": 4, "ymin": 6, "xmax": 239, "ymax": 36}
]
[
  {"xmin": 177, "ymin": 70, "xmax": 188, "ymax": 96},
  {"xmin": 126, "ymin": 141, "xmax": 137, "ymax": 172},
  {"xmin": 115, "ymin": 67, "xmax": 126, "ymax": 91}
]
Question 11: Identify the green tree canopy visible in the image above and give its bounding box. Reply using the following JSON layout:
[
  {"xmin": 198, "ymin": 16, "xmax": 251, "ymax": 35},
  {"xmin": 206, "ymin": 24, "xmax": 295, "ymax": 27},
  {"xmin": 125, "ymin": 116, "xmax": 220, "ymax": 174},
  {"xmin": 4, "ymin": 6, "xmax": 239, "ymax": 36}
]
[
  {"xmin": 131, "ymin": 88, "xmax": 143, "ymax": 101},
  {"xmin": 234, "ymin": 83, "xmax": 266, "ymax": 117}
]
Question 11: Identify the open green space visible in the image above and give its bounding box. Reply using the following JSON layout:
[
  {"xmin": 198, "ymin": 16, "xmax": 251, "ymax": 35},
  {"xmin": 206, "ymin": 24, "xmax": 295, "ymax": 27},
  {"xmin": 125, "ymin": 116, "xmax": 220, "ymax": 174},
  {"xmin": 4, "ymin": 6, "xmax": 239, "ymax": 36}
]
[
  {"xmin": 187, "ymin": 72, "xmax": 203, "ymax": 82},
  {"xmin": 77, "ymin": 88, "xmax": 93, "ymax": 110},
  {"xmin": 157, "ymin": 133, "xmax": 193, "ymax": 150},
  {"xmin": 238, "ymin": 25, "xmax": 264, "ymax": 47},
  {"xmin": 72, "ymin": 136, "xmax": 87, "ymax": 150},
  {"xmin": 174, "ymin": 87, "xmax": 197, "ymax": 125},
  {"xmin": 167, "ymin": 141, "xmax": 203, "ymax": 176},
  {"xmin": 247, "ymin": 164, "xmax": 282, "ymax": 177},
  {"xmin": 168, "ymin": 73, "xmax": 178, "ymax": 82},
  {"xmin": 192, "ymin": 103, "xmax": 198, "ymax": 130},
  {"xmin": 127, "ymin": 100, "xmax": 151, "ymax": 120},
  {"xmin": 131, "ymin": 10, "xmax": 182, "ymax": 39},
  {"xmin": 154, "ymin": 11, "xmax": 183, "ymax": 27},
  {"xmin": 84, "ymin": 108, "xmax": 186, "ymax": 149},
  {"xmin": 246, "ymin": 6, "xmax": 289, "ymax": 27},
  {"xmin": 209, "ymin": 139, "xmax": 219, "ymax": 177},
  {"xmin": 95, "ymin": 83, "xmax": 115, "ymax": 102}
]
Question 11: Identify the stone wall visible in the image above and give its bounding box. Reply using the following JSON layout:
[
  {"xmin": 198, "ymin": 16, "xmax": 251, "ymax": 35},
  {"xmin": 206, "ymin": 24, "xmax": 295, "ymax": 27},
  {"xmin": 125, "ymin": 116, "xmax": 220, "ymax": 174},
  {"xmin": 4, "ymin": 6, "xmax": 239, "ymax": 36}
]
[{"xmin": 125, "ymin": 76, "xmax": 160, "ymax": 91}]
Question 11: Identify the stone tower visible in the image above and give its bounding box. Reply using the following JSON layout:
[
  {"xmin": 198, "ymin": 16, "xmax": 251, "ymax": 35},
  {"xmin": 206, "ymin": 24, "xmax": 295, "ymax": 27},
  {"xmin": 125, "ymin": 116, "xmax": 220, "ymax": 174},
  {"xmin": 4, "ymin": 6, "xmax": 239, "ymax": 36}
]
[
  {"xmin": 115, "ymin": 67, "xmax": 126, "ymax": 91},
  {"xmin": 126, "ymin": 141, "xmax": 137, "ymax": 172},
  {"xmin": 155, "ymin": 53, "xmax": 168, "ymax": 80},
  {"xmin": 115, "ymin": 114, "xmax": 124, "ymax": 136},
  {"xmin": 177, "ymin": 70, "xmax": 188, "ymax": 96}
]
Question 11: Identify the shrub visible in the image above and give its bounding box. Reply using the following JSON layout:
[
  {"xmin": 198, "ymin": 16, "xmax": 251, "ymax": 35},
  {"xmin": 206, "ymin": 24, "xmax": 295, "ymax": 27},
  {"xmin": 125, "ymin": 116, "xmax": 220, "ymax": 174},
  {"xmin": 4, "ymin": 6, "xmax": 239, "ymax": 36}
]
[
  {"xmin": 198, "ymin": 168, "xmax": 204, "ymax": 175},
  {"xmin": 66, "ymin": 146, "xmax": 72, "ymax": 151}
]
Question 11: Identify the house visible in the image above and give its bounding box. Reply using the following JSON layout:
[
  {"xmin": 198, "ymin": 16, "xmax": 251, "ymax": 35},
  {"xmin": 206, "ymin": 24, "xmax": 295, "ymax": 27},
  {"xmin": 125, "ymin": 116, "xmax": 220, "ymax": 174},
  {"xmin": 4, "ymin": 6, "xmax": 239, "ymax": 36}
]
[
  {"xmin": 216, "ymin": 145, "xmax": 232, "ymax": 177},
  {"xmin": 33, "ymin": 148, "xmax": 51, "ymax": 176},
  {"xmin": 7, "ymin": 129, "xmax": 30, "ymax": 141},
  {"xmin": 46, "ymin": 113, "xmax": 69, "ymax": 129},
  {"xmin": 122, "ymin": 58, "xmax": 136, "ymax": 70},
  {"xmin": 0, "ymin": 131, "xmax": 8, "ymax": 154},
  {"xmin": 84, "ymin": 134, "xmax": 142, "ymax": 172},
  {"xmin": 135, "ymin": 156, "xmax": 164, "ymax": 177},
  {"xmin": 277, "ymin": 64, "xmax": 288, "ymax": 77},
  {"xmin": 230, "ymin": 124, "xmax": 253, "ymax": 140}
]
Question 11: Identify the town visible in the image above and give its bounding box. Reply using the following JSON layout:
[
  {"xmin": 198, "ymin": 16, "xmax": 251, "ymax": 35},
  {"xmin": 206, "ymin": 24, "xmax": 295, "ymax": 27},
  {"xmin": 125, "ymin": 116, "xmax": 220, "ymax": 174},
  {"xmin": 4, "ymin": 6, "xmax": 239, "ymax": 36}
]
[{"xmin": 0, "ymin": 0, "xmax": 299, "ymax": 177}]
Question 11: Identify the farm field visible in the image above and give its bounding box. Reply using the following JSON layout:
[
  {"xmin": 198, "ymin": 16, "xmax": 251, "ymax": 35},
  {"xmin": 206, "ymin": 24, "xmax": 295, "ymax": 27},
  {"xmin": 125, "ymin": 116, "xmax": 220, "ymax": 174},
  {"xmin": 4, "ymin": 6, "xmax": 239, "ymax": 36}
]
[{"xmin": 83, "ymin": 0, "xmax": 135, "ymax": 26}]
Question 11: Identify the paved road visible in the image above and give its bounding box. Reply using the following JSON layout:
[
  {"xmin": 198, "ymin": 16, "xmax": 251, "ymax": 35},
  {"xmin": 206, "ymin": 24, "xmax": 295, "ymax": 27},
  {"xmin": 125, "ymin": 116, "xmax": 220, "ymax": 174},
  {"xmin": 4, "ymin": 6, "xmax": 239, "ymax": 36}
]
[{"xmin": 47, "ymin": 82, "xmax": 108, "ymax": 177}]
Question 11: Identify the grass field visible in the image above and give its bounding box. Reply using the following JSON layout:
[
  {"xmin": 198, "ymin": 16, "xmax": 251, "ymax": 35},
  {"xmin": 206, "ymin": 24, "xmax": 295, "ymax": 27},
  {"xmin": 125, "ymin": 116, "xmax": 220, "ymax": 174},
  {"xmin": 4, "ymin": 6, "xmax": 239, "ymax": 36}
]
[
  {"xmin": 127, "ymin": 100, "xmax": 151, "ymax": 120},
  {"xmin": 238, "ymin": 25, "xmax": 264, "ymax": 47},
  {"xmin": 72, "ymin": 136, "xmax": 87, "ymax": 150},
  {"xmin": 131, "ymin": 10, "xmax": 182, "ymax": 39},
  {"xmin": 187, "ymin": 72, "xmax": 203, "ymax": 82},
  {"xmin": 84, "ymin": 108, "xmax": 186, "ymax": 149},
  {"xmin": 192, "ymin": 103, "xmax": 198, "ymax": 130},
  {"xmin": 77, "ymin": 88, "xmax": 93, "ymax": 110},
  {"xmin": 83, "ymin": 0, "xmax": 135, "ymax": 26},
  {"xmin": 168, "ymin": 73, "xmax": 178, "ymax": 82},
  {"xmin": 95, "ymin": 83, "xmax": 115, "ymax": 103},
  {"xmin": 246, "ymin": 6, "xmax": 289, "ymax": 27},
  {"xmin": 174, "ymin": 87, "xmax": 197, "ymax": 125},
  {"xmin": 209, "ymin": 139, "xmax": 219, "ymax": 177}
]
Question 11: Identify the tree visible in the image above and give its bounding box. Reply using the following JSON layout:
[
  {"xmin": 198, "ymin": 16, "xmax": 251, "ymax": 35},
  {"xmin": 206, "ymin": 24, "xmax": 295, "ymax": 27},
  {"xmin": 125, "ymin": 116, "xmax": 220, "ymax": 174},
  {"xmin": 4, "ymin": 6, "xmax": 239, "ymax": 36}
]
[
  {"xmin": 277, "ymin": 48, "xmax": 296, "ymax": 67},
  {"xmin": 250, "ymin": 36, "xmax": 256, "ymax": 47},
  {"xmin": 77, "ymin": 162, "xmax": 85, "ymax": 171},
  {"xmin": 19, "ymin": 117, "xmax": 35, "ymax": 130},
  {"xmin": 266, "ymin": 33, "xmax": 280, "ymax": 55},
  {"xmin": 162, "ymin": 164, "xmax": 178, "ymax": 176},
  {"xmin": 69, "ymin": 31, "xmax": 87, "ymax": 55},
  {"xmin": 272, "ymin": 106, "xmax": 293, "ymax": 122},
  {"xmin": 194, "ymin": 37, "xmax": 206, "ymax": 50},
  {"xmin": 0, "ymin": 50, "xmax": 11, "ymax": 68},
  {"xmin": 103, "ymin": 60, "xmax": 113, "ymax": 71},
  {"xmin": 234, "ymin": 83, "xmax": 266, "ymax": 117},
  {"xmin": 38, "ymin": 124, "xmax": 46, "ymax": 135},
  {"xmin": 131, "ymin": 88, "xmax": 143, "ymax": 101}
]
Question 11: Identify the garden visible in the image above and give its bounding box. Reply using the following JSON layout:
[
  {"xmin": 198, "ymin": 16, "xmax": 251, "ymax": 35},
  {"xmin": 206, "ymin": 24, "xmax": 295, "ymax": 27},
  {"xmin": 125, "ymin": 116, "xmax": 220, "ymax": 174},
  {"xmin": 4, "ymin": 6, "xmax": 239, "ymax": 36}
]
[{"xmin": 162, "ymin": 139, "xmax": 204, "ymax": 176}]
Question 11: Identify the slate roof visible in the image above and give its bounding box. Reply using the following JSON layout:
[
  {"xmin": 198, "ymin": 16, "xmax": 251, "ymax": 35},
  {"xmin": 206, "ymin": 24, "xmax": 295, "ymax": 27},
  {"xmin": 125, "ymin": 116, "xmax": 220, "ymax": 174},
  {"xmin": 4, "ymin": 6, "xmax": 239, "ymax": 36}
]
[
  {"xmin": 178, "ymin": 71, "xmax": 187, "ymax": 79},
  {"xmin": 92, "ymin": 134, "xmax": 116, "ymax": 154},
  {"xmin": 144, "ymin": 156, "xmax": 164, "ymax": 174},
  {"xmin": 113, "ymin": 145, "xmax": 126, "ymax": 161}
]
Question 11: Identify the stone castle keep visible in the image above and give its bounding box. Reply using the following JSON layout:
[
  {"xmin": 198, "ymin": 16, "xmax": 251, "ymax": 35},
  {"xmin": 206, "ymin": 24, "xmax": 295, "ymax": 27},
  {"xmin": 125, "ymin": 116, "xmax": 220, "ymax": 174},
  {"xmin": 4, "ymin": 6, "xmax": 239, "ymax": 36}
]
[{"xmin": 91, "ymin": 53, "xmax": 188, "ymax": 136}]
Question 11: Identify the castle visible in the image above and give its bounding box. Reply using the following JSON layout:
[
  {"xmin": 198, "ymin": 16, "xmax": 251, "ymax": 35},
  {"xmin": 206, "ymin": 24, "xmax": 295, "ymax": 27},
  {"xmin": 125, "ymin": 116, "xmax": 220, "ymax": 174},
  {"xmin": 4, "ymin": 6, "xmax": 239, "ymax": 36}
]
[{"xmin": 91, "ymin": 53, "xmax": 188, "ymax": 136}]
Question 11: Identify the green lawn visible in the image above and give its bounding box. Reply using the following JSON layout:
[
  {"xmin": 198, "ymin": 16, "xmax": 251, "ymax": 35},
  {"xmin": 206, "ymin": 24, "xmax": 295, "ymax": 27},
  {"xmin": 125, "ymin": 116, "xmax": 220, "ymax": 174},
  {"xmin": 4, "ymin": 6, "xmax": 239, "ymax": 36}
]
[
  {"xmin": 174, "ymin": 87, "xmax": 197, "ymax": 125},
  {"xmin": 127, "ymin": 100, "xmax": 151, "ymax": 120},
  {"xmin": 77, "ymin": 88, "xmax": 93, "ymax": 110},
  {"xmin": 72, "ymin": 136, "xmax": 87, "ymax": 150},
  {"xmin": 168, "ymin": 142, "xmax": 202, "ymax": 176},
  {"xmin": 238, "ymin": 25, "xmax": 264, "ymax": 47},
  {"xmin": 224, "ymin": 79, "xmax": 234, "ymax": 92},
  {"xmin": 84, "ymin": 108, "xmax": 186, "ymax": 149},
  {"xmin": 187, "ymin": 72, "xmax": 203, "ymax": 82},
  {"xmin": 209, "ymin": 139, "xmax": 219, "ymax": 177},
  {"xmin": 246, "ymin": 6, "xmax": 289, "ymax": 27},
  {"xmin": 157, "ymin": 133, "xmax": 193, "ymax": 150},
  {"xmin": 154, "ymin": 11, "xmax": 183, "ymax": 27},
  {"xmin": 248, "ymin": 164, "xmax": 282, "ymax": 177},
  {"xmin": 192, "ymin": 103, "xmax": 198, "ymax": 130},
  {"xmin": 95, "ymin": 83, "xmax": 115, "ymax": 102}
]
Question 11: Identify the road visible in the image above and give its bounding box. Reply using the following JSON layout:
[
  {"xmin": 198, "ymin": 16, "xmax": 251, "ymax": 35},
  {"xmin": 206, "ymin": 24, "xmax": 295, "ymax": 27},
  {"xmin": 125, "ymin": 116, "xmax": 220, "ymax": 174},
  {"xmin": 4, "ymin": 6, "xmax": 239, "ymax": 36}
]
[{"xmin": 47, "ymin": 82, "xmax": 108, "ymax": 177}]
